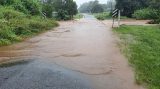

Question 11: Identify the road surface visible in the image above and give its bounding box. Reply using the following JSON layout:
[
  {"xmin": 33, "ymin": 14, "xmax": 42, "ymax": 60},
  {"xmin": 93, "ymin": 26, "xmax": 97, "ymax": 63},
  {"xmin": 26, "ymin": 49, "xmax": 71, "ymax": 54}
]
[{"xmin": 0, "ymin": 14, "xmax": 144, "ymax": 89}]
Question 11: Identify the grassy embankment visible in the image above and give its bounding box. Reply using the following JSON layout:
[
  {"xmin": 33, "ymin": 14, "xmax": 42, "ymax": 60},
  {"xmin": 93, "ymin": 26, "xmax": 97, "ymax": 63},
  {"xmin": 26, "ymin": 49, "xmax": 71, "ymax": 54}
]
[
  {"xmin": 0, "ymin": 6, "xmax": 58, "ymax": 46},
  {"xmin": 114, "ymin": 25, "xmax": 160, "ymax": 89},
  {"xmin": 94, "ymin": 12, "xmax": 128, "ymax": 20}
]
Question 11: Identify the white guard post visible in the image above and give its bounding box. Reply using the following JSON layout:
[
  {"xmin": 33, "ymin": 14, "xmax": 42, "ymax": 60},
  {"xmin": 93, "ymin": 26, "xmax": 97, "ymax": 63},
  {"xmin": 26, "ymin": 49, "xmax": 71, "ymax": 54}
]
[{"xmin": 112, "ymin": 9, "xmax": 121, "ymax": 28}]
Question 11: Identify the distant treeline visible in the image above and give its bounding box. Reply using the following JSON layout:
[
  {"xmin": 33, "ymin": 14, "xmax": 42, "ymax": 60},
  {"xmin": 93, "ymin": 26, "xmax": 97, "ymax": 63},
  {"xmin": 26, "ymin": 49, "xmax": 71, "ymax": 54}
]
[{"xmin": 78, "ymin": 0, "xmax": 116, "ymax": 13}]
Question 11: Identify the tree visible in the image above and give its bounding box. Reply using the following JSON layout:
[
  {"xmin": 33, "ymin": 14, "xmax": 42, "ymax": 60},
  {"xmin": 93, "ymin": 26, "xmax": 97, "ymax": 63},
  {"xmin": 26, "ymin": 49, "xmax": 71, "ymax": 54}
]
[
  {"xmin": 42, "ymin": 0, "xmax": 55, "ymax": 18},
  {"xmin": 115, "ymin": 0, "xmax": 150, "ymax": 17},
  {"xmin": 91, "ymin": 4, "xmax": 104, "ymax": 13},
  {"xmin": 79, "ymin": 0, "xmax": 104, "ymax": 13},
  {"xmin": 65, "ymin": 0, "xmax": 77, "ymax": 19},
  {"xmin": 0, "ymin": 0, "xmax": 16, "ymax": 5},
  {"xmin": 53, "ymin": 0, "xmax": 78, "ymax": 20},
  {"xmin": 149, "ymin": 0, "xmax": 160, "ymax": 9},
  {"xmin": 79, "ymin": 2, "xmax": 91, "ymax": 13},
  {"xmin": 22, "ymin": 0, "xmax": 42, "ymax": 15}
]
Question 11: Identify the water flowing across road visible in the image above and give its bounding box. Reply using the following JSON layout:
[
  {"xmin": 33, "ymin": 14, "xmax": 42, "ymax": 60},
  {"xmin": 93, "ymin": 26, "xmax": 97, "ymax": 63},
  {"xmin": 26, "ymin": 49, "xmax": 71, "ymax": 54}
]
[{"xmin": 0, "ymin": 14, "xmax": 144, "ymax": 89}]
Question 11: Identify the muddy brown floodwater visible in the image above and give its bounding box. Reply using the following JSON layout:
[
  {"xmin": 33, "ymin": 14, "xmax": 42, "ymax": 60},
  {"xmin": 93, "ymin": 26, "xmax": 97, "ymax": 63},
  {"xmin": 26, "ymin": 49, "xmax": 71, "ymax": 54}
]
[{"xmin": 0, "ymin": 14, "xmax": 144, "ymax": 89}]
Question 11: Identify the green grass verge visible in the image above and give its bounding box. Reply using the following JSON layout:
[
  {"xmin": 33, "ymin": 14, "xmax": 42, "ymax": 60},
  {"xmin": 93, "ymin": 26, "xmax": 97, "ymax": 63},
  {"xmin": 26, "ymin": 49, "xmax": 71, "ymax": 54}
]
[
  {"xmin": 114, "ymin": 25, "xmax": 160, "ymax": 89},
  {"xmin": 94, "ymin": 12, "xmax": 129, "ymax": 20}
]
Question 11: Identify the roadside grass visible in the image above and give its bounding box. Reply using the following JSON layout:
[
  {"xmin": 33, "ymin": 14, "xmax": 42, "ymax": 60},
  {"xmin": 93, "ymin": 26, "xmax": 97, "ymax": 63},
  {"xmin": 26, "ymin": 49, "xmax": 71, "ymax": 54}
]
[
  {"xmin": 114, "ymin": 25, "xmax": 160, "ymax": 89},
  {"xmin": 94, "ymin": 12, "xmax": 128, "ymax": 20},
  {"xmin": 0, "ymin": 6, "xmax": 58, "ymax": 46},
  {"xmin": 74, "ymin": 13, "xmax": 83, "ymax": 19},
  {"xmin": 94, "ymin": 12, "xmax": 111, "ymax": 20}
]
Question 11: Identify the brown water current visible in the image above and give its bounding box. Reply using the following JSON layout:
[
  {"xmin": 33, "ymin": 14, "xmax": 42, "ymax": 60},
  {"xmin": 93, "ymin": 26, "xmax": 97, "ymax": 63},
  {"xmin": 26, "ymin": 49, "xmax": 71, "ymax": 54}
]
[{"xmin": 0, "ymin": 14, "xmax": 144, "ymax": 89}]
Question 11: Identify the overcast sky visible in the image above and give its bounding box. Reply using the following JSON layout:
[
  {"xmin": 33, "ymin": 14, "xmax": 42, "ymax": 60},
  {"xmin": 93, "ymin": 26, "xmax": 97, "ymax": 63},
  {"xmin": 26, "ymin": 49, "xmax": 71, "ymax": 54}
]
[{"xmin": 74, "ymin": 0, "xmax": 109, "ymax": 7}]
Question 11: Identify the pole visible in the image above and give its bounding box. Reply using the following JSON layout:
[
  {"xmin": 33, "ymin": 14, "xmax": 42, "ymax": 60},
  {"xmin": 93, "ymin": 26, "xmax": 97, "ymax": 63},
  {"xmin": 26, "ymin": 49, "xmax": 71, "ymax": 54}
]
[
  {"xmin": 118, "ymin": 10, "xmax": 121, "ymax": 27},
  {"xmin": 112, "ymin": 17, "xmax": 115, "ymax": 28}
]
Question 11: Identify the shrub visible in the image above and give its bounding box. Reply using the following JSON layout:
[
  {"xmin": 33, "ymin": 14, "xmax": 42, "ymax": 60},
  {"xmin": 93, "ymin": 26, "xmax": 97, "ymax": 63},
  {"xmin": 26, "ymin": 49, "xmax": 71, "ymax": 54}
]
[
  {"xmin": 0, "ymin": 27, "xmax": 21, "ymax": 41},
  {"xmin": 0, "ymin": 0, "xmax": 16, "ymax": 5},
  {"xmin": 0, "ymin": 39, "xmax": 11, "ymax": 46},
  {"xmin": 95, "ymin": 12, "xmax": 111, "ymax": 20},
  {"xmin": 21, "ymin": 0, "xmax": 42, "ymax": 15},
  {"xmin": 0, "ymin": 0, "xmax": 59, "ymax": 46},
  {"xmin": 12, "ymin": 2, "xmax": 29, "ymax": 14},
  {"xmin": 133, "ymin": 8, "xmax": 155, "ymax": 20},
  {"xmin": 0, "ymin": 0, "xmax": 42, "ymax": 16},
  {"xmin": 0, "ymin": 7, "xmax": 58, "ymax": 46},
  {"xmin": 133, "ymin": 8, "xmax": 160, "ymax": 24},
  {"xmin": 0, "ymin": 6, "xmax": 26, "ymax": 20}
]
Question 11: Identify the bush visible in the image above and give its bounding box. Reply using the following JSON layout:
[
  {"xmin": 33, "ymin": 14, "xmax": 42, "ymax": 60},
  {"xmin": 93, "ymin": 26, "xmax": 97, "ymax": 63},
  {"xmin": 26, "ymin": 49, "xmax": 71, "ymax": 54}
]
[
  {"xmin": 95, "ymin": 12, "xmax": 111, "ymax": 20},
  {"xmin": 0, "ymin": 0, "xmax": 42, "ymax": 16},
  {"xmin": 0, "ymin": 7, "xmax": 58, "ymax": 46},
  {"xmin": 12, "ymin": 2, "xmax": 29, "ymax": 14},
  {"xmin": 0, "ymin": 27, "xmax": 21, "ymax": 41},
  {"xmin": 0, "ymin": 39, "xmax": 11, "ymax": 46},
  {"xmin": 133, "ymin": 8, "xmax": 155, "ymax": 20},
  {"xmin": 133, "ymin": 8, "xmax": 160, "ymax": 24},
  {"xmin": 0, "ymin": 6, "xmax": 26, "ymax": 20},
  {"xmin": 21, "ymin": 0, "xmax": 42, "ymax": 15},
  {"xmin": 0, "ymin": 0, "xmax": 17, "ymax": 5}
]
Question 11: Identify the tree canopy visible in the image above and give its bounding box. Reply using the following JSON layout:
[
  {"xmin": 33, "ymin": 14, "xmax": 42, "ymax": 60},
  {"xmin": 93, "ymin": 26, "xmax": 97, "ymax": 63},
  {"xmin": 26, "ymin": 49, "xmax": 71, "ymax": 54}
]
[
  {"xmin": 79, "ymin": 0, "xmax": 105, "ymax": 13},
  {"xmin": 115, "ymin": 0, "xmax": 160, "ymax": 17},
  {"xmin": 42, "ymin": 0, "xmax": 78, "ymax": 20}
]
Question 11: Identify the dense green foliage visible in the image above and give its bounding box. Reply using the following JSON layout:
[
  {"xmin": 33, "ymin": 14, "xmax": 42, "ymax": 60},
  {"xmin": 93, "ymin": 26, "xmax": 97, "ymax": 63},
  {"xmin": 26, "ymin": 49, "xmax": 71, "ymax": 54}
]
[
  {"xmin": 115, "ymin": 0, "xmax": 160, "ymax": 23},
  {"xmin": 42, "ymin": 0, "xmax": 78, "ymax": 20},
  {"xmin": 133, "ymin": 8, "xmax": 155, "ymax": 20},
  {"xmin": 116, "ymin": 0, "xmax": 160, "ymax": 23},
  {"xmin": 0, "ymin": 0, "xmax": 42, "ymax": 15},
  {"xmin": 115, "ymin": 25, "xmax": 160, "ymax": 89},
  {"xmin": 79, "ymin": 0, "xmax": 104, "ymax": 13},
  {"xmin": 0, "ymin": 0, "xmax": 79, "ymax": 46},
  {"xmin": 42, "ymin": 0, "xmax": 55, "ymax": 18},
  {"xmin": 133, "ymin": 8, "xmax": 160, "ymax": 24},
  {"xmin": 115, "ymin": 0, "xmax": 149, "ymax": 17},
  {"xmin": 0, "ymin": 0, "xmax": 78, "ymax": 20},
  {"xmin": 0, "ymin": 1, "xmax": 58, "ymax": 46}
]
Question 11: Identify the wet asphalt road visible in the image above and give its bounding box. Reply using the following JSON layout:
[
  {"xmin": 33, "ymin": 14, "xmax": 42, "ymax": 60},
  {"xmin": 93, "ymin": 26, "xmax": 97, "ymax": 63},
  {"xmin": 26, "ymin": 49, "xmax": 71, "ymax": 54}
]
[
  {"xmin": 0, "ymin": 60, "xmax": 92, "ymax": 89},
  {"xmin": 0, "ymin": 14, "xmax": 94, "ymax": 89},
  {"xmin": 0, "ymin": 14, "xmax": 144, "ymax": 89}
]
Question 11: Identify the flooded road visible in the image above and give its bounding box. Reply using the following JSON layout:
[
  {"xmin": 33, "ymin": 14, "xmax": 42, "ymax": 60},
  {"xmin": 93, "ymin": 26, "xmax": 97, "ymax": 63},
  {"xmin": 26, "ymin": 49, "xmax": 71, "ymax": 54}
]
[{"xmin": 0, "ymin": 14, "xmax": 144, "ymax": 89}]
